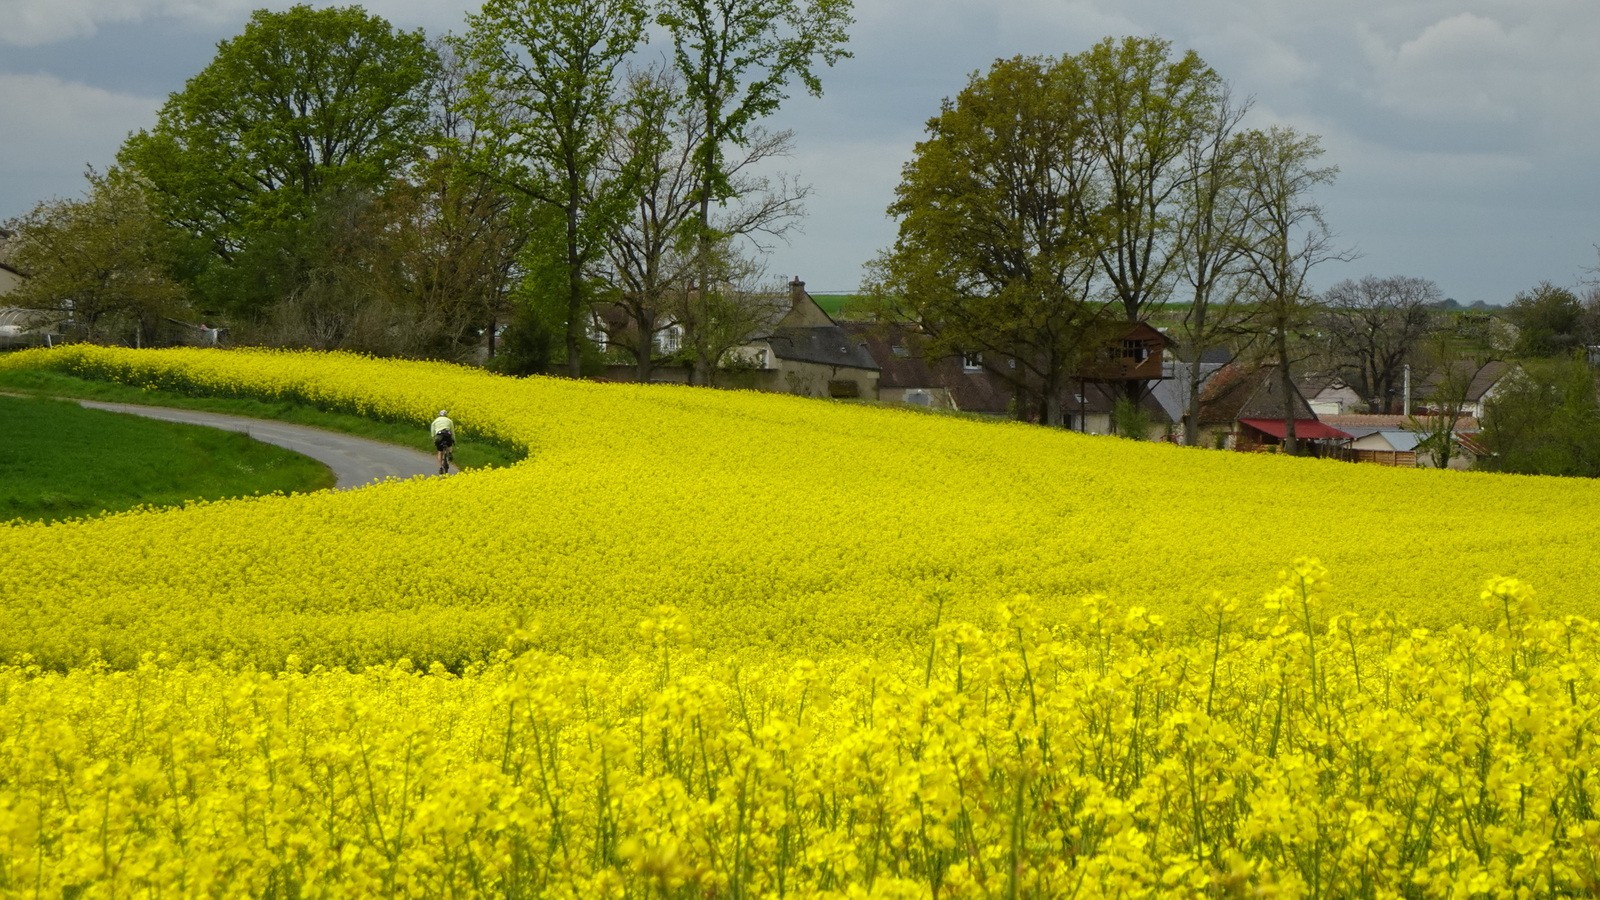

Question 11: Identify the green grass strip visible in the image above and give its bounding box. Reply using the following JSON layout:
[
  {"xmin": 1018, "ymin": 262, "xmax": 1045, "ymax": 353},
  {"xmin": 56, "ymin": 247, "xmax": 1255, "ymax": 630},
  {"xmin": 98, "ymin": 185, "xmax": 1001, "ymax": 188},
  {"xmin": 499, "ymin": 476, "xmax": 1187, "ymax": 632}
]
[
  {"xmin": 0, "ymin": 394, "xmax": 338, "ymax": 523},
  {"xmin": 0, "ymin": 367, "xmax": 524, "ymax": 471}
]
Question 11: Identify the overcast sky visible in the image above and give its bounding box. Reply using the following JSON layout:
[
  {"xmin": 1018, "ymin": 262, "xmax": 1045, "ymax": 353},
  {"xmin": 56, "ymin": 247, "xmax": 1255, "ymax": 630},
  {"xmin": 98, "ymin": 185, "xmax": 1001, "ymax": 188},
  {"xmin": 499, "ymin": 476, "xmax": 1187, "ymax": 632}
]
[{"xmin": 3, "ymin": 0, "xmax": 1597, "ymax": 304}]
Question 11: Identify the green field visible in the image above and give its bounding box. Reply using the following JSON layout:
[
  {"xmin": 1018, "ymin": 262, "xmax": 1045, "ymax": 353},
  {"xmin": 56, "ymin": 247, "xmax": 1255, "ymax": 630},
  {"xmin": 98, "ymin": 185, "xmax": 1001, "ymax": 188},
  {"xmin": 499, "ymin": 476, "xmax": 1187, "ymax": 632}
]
[
  {"xmin": 0, "ymin": 367, "xmax": 524, "ymax": 470},
  {"xmin": 0, "ymin": 394, "xmax": 337, "ymax": 522}
]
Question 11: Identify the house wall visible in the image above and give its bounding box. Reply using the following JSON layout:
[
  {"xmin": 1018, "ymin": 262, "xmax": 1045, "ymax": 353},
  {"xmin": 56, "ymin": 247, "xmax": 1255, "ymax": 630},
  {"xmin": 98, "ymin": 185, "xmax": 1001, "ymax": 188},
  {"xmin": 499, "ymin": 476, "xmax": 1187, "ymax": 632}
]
[
  {"xmin": 0, "ymin": 268, "xmax": 22, "ymax": 298},
  {"xmin": 1196, "ymin": 424, "xmax": 1237, "ymax": 450},
  {"xmin": 767, "ymin": 359, "xmax": 878, "ymax": 399},
  {"xmin": 1309, "ymin": 386, "xmax": 1364, "ymax": 415},
  {"xmin": 1348, "ymin": 434, "xmax": 1398, "ymax": 453},
  {"xmin": 880, "ymin": 386, "xmax": 956, "ymax": 410}
]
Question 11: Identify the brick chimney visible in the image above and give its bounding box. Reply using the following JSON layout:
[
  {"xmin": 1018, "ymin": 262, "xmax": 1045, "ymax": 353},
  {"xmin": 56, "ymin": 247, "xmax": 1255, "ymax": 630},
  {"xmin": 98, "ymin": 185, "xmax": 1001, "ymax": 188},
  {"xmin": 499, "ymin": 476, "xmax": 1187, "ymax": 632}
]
[{"xmin": 789, "ymin": 276, "xmax": 806, "ymax": 309}]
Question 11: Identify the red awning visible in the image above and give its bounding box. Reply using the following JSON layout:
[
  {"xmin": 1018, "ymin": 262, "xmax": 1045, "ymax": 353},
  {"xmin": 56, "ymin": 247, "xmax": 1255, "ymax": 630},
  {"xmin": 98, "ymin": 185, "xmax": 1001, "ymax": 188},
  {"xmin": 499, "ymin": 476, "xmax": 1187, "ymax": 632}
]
[{"xmin": 1239, "ymin": 418, "xmax": 1353, "ymax": 441}]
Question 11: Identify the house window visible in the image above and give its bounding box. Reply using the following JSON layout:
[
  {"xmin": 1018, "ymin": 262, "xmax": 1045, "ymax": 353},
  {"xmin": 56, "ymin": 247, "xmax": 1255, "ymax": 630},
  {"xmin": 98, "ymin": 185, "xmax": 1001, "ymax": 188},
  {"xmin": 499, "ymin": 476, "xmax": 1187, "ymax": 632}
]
[
  {"xmin": 1122, "ymin": 339, "xmax": 1148, "ymax": 362},
  {"xmin": 654, "ymin": 323, "xmax": 683, "ymax": 355},
  {"xmin": 891, "ymin": 344, "xmax": 910, "ymax": 358},
  {"xmin": 587, "ymin": 312, "xmax": 607, "ymax": 351},
  {"xmin": 962, "ymin": 351, "xmax": 983, "ymax": 372}
]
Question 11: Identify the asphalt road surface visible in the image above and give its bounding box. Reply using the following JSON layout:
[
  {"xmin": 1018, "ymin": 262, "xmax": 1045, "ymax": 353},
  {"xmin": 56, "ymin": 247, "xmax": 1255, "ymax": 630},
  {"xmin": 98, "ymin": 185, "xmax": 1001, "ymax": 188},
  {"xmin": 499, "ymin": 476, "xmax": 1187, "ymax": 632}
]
[{"xmin": 77, "ymin": 401, "xmax": 440, "ymax": 489}]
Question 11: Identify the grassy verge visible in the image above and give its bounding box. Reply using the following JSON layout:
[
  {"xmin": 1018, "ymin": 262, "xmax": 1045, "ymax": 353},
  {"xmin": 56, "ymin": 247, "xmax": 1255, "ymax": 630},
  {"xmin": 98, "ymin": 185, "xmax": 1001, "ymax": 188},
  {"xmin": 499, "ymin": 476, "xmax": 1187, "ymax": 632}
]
[
  {"xmin": 0, "ymin": 367, "xmax": 524, "ymax": 471},
  {"xmin": 1, "ymin": 394, "xmax": 338, "ymax": 523}
]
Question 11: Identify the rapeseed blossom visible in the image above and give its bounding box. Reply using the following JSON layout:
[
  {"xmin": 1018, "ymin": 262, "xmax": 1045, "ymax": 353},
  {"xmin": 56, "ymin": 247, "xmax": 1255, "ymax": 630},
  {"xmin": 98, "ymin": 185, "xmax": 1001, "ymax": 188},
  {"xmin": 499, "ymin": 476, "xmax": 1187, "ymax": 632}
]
[{"xmin": 0, "ymin": 345, "xmax": 1596, "ymax": 894}]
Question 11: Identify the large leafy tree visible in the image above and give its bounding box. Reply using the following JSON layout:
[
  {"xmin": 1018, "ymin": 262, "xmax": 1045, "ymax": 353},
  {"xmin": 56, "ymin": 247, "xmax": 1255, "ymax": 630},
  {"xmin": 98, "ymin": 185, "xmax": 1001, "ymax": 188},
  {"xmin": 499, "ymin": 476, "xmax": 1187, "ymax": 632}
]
[
  {"xmin": 657, "ymin": 0, "xmax": 852, "ymax": 234},
  {"xmin": 118, "ymin": 4, "xmax": 437, "ymax": 320},
  {"xmin": 3, "ymin": 171, "xmax": 188, "ymax": 345},
  {"xmin": 872, "ymin": 55, "xmax": 1110, "ymax": 427},
  {"xmin": 656, "ymin": 0, "xmax": 852, "ymax": 383},
  {"xmin": 1173, "ymin": 87, "xmax": 1254, "ymax": 445},
  {"xmin": 457, "ymin": 0, "xmax": 647, "ymax": 377},
  {"xmin": 1504, "ymin": 281, "xmax": 1586, "ymax": 357}
]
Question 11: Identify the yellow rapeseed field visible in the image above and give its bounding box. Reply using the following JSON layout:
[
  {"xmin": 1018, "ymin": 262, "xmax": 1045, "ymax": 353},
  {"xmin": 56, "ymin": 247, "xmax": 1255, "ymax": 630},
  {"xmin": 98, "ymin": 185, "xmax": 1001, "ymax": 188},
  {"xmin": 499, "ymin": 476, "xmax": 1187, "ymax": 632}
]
[{"xmin": 0, "ymin": 345, "xmax": 1596, "ymax": 896}]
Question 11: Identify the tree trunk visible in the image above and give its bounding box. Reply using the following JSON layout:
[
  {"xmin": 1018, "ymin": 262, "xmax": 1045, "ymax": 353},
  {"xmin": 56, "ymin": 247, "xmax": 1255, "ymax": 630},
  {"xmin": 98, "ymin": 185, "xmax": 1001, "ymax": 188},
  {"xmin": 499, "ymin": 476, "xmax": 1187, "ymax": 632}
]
[
  {"xmin": 1276, "ymin": 322, "xmax": 1298, "ymax": 456},
  {"xmin": 565, "ymin": 198, "xmax": 584, "ymax": 378},
  {"xmin": 1184, "ymin": 301, "xmax": 1207, "ymax": 446},
  {"xmin": 1042, "ymin": 390, "xmax": 1063, "ymax": 429}
]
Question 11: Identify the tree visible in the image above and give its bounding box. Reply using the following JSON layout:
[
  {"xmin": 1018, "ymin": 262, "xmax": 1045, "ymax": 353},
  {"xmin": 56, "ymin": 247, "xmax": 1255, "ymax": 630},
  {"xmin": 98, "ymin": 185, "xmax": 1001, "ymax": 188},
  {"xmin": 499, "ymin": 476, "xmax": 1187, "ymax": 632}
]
[
  {"xmin": 1479, "ymin": 358, "xmax": 1600, "ymax": 477},
  {"xmin": 1075, "ymin": 36, "xmax": 1226, "ymax": 328},
  {"xmin": 1173, "ymin": 87, "xmax": 1254, "ymax": 445},
  {"xmin": 118, "ymin": 4, "xmax": 437, "ymax": 321},
  {"xmin": 657, "ymin": 0, "xmax": 851, "ymax": 234},
  {"xmin": 1505, "ymin": 281, "xmax": 1585, "ymax": 357},
  {"xmin": 1409, "ymin": 331, "xmax": 1486, "ymax": 470},
  {"xmin": 1235, "ymin": 126, "xmax": 1352, "ymax": 455},
  {"xmin": 403, "ymin": 42, "xmax": 532, "ymax": 362},
  {"xmin": 457, "ymin": 0, "xmax": 647, "ymax": 378},
  {"xmin": 656, "ymin": 0, "xmax": 853, "ymax": 381},
  {"xmin": 665, "ymin": 243, "xmax": 788, "ymax": 386},
  {"xmin": 601, "ymin": 64, "xmax": 807, "ymax": 383},
  {"xmin": 1320, "ymin": 275, "xmax": 1440, "ymax": 412},
  {"xmin": 3, "ymin": 171, "xmax": 187, "ymax": 345},
  {"xmin": 870, "ymin": 55, "xmax": 1110, "ymax": 428}
]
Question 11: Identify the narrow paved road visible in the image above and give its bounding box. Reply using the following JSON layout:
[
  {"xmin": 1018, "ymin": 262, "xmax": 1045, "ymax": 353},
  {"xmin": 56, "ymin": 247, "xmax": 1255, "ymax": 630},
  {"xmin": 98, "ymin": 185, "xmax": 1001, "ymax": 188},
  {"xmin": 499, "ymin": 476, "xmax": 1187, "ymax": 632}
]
[{"xmin": 77, "ymin": 401, "xmax": 440, "ymax": 489}]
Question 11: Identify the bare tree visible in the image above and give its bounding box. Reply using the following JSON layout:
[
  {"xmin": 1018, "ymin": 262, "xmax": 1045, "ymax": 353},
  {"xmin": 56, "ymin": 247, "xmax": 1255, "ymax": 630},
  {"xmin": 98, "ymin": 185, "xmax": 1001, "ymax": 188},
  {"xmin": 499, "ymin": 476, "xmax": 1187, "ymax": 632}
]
[
  {"xmin": 1174, "ymin": 87, "xmax": 1254, "ymax": 445},
  {"xmin": 1236, "ymin": 126, "xmax": 1355, "ymax": 455},
  {"xmin": 1320, "ymin": 275, "xmax": 1440, "ymax": 412},
  {"xmin": 602, "ymin": 64, "xmax": 807, "ymax": 383},
  {"xmin": 664, "ymin": 243, "xmax": 788, "ymax": 385}
]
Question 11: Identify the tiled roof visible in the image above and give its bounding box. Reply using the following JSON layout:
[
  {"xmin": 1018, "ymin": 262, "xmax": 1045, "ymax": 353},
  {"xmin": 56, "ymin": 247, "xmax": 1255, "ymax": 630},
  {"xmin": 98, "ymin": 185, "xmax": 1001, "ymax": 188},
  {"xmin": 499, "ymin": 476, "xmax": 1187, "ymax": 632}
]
[
  {"xmin": 764, "ymin": 325, "xmax": 879, "ymax": 371},
  {"xmin": 1198, "ymin": 364, "xmax": 1315, "ymax": 425}
]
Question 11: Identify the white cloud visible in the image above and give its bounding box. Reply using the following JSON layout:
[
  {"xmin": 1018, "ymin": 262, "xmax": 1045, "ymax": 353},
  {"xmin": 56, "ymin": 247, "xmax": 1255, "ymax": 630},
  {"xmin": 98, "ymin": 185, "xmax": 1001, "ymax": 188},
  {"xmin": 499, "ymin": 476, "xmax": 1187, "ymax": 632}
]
[
  {"xmin": 1360, "ymin": 3, "xmax": 1600, "ymax": 140},
  {"xmin": 0, "ymin": 74, "xmax": 160, "ymax": 216},
  {"xmin": 0, "ymin": 0, "xmax": 250, "ymax": 46}
]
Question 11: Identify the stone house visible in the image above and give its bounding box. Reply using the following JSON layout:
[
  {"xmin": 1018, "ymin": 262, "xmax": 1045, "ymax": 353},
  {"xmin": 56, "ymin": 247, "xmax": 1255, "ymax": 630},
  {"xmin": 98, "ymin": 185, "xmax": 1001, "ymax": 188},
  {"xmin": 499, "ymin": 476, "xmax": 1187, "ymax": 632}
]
[{"xmin": 727, "ymin": 279, "xmax": 880, "ymax": 399}]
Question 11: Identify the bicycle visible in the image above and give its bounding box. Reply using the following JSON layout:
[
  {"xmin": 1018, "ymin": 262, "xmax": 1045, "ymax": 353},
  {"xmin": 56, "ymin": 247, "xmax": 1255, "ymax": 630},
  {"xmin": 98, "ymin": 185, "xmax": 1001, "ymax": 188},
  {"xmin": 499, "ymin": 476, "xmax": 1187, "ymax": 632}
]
[{"xmin": 439, "ymin": 442, "xmax": 454, "ymax": 476}]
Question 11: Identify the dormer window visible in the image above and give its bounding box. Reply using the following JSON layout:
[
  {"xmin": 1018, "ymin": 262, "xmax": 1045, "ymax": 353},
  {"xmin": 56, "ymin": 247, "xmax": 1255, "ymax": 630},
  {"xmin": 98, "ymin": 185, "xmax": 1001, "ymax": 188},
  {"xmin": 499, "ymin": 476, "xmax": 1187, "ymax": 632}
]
[{"xmin": 962, "ymin": 351, "xmax": 983, "ymax": 372}]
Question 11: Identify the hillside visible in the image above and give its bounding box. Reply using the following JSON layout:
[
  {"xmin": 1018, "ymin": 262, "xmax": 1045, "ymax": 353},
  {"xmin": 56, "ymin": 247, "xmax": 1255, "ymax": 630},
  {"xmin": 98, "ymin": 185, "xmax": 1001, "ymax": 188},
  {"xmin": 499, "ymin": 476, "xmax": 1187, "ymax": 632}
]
[{"xmin": 0, "ymin": 345, "xmax": 1591, "ymax": 670}]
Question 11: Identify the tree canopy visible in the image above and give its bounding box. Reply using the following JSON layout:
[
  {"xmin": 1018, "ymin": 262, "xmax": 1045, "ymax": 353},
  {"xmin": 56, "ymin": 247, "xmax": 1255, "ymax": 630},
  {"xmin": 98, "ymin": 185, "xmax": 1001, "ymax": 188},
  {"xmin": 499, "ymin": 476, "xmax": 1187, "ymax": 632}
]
[
  {"xmin": 4, "ymin": 171, "xmax": 187, "ymax": 345},
  {"xmin": 873, "ymin": 54, "xmax": 1109, "ymax": 427},
  {"xmin": 118, "ymin": 4, "xmax": 437, "ymax": 318}
]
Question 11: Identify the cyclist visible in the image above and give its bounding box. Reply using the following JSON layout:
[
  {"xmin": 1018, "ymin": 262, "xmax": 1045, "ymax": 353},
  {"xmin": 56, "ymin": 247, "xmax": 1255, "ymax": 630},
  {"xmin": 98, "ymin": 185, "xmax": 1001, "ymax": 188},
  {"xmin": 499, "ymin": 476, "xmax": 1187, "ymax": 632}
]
[{"xmin": 430, "ymin": 410, "xmax": 456, "ymax": 475}]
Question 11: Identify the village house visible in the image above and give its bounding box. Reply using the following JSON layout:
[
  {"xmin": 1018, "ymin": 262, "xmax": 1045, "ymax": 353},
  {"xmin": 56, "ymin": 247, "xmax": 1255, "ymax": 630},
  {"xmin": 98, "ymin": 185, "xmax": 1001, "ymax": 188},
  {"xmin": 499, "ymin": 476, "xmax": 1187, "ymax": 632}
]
[
  {"xmin": 730, "ymin": 279, "xmax": 879, "ymax": 399},
  {"xmin": 1416, "ymin": 360, "xmax": 1513, "ymax": 419},
  {"xmin": 1152, "ymin": 346, "xmax": 1231, "ymax": 437},
  {"xmin": 1321, "ymin": 413, "xmax": 1483, "ymax": 470},
  {"xmin": 844, "ymin": 320, "xmax": 1172, "ymax": 436},
  {"xmin": 1197, "ymin": 363, "xmax": 1351, "ymax": 454},
  {"xmin": 595, "ymin": 278, "xmax": 879, "ymax": 399},
  {"xmin": 1295, "ymin": 373, "xmax": 1367, "ymax": 415}
]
